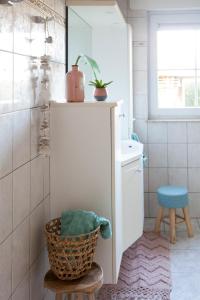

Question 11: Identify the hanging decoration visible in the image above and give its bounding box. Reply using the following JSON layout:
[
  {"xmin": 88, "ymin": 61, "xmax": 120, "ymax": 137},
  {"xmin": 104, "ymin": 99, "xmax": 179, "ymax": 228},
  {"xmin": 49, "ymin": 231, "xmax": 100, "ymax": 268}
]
[{"xmin": 38, "ymin": 55, "xmax": 51, "ymax": 156}]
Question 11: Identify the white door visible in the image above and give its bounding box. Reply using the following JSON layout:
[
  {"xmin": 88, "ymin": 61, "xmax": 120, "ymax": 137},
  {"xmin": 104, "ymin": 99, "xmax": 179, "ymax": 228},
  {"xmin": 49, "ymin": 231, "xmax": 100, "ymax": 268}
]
[{"xmin": 122, "ymin": 158, "xmax": 144, "ymax": 252}]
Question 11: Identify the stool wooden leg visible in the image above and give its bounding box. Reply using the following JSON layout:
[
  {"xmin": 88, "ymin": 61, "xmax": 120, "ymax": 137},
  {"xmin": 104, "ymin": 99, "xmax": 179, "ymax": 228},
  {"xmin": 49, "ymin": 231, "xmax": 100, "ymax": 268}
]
[
  {"xmin": 88, "ymin": 293, "xmax": 95, "ymax": 300},
  {"xmin": 68, "ymin": 294, "xmax": 73, "ymax": 300},
  {"xmin": 76, "ymin": 294, "xmax": 84, "ymax": 300},
  {"xmin": 183, "ymin": 207, "xmax": 193, "ymax": 238},
  {"xmin": 155, "ymin": 207, "xmax": 164, "ymax": 234},
  {"xmin": 56, "ymin": 294, "xmax": 63, "ymax": 300},
  {"xmin": 169, "ymin": 208, "xmax": 176, "ymax": 244}
]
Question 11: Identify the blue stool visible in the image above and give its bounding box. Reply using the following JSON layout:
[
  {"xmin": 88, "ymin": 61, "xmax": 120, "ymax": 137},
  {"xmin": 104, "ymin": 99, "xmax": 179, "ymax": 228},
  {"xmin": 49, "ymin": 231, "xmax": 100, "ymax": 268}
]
[{"xmin": 155, "ymin": 186, "xmax": 193, "ymax": 244}]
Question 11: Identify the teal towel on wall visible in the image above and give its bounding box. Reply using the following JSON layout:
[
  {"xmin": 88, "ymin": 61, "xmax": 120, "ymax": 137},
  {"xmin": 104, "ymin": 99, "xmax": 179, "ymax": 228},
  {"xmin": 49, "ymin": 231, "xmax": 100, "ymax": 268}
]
[{"xmin": 60, "ymin": 210, "xmax": 112, "ymax": 239}]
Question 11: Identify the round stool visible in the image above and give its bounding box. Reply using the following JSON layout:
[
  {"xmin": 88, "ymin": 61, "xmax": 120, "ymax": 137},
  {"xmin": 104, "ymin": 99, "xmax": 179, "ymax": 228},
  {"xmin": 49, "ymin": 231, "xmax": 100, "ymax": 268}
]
[
  {"xmin": 154, "ymin": 185, "xmax": 193, "ymax": 244},
  {"xmin": 44, "ymin": 262, "xmax": 103, "ymax": 300}
]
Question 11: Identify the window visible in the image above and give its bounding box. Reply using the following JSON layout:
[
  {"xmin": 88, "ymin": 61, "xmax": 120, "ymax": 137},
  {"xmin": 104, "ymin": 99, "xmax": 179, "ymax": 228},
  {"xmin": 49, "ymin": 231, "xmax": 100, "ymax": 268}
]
[{"xmin": 149, "ymin": 12, "xmax": 200, "ymax": 118}]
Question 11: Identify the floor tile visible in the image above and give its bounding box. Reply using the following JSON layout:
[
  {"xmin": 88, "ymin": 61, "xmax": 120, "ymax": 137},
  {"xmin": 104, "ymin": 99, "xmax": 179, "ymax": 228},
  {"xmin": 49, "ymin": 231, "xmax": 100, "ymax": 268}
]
[{"xmin": 171, "ymin": 272, "xmax": 200, "ymax": 300}]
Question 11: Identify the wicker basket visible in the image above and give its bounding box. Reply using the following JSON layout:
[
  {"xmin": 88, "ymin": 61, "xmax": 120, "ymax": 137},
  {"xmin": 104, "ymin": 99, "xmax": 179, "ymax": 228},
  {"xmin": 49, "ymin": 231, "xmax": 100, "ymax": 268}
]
[{"xmin": 45, "ymin": 218, "xmax": 100, "ymax": 280}]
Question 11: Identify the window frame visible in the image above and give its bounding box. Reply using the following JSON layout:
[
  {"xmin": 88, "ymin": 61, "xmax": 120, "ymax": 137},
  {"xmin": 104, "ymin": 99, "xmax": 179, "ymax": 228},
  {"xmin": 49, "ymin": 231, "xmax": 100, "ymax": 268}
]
[{"xmin": 149, "ymin": 11, "xmax": 200, "ymax": 119}]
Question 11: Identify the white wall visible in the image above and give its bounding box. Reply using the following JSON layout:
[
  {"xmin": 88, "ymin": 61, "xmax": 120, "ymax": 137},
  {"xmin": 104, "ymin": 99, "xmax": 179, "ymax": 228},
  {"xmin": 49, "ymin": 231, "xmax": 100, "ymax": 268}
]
[
  {"xmin": 130, "ymin": 0, "xmax": 200, "ymax": 10},
  {"xmin": 92, "ymin": 25, "xmax": 132, "ymax": 139},
  {"xmin": 0, "ymin": 1, "xmax": 66, "ymax": 300},
  {"xmin": 129, "ymin": 5, "xmax": 200, "ymax": 218}
]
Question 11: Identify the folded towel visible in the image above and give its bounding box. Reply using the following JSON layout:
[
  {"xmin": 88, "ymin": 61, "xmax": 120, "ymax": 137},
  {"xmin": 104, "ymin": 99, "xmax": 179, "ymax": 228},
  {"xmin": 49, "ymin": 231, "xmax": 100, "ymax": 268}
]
[{"xmin": 60, "ymin": 210, "xmax": 112, "ymax": 239}]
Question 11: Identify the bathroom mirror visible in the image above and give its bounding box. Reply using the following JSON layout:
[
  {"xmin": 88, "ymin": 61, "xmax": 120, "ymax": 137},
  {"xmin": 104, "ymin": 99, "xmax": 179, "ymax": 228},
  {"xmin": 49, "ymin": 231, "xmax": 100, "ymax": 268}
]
[{"xmin": 67, "ymin": 7, "xmax": 93, "ymax": 99}]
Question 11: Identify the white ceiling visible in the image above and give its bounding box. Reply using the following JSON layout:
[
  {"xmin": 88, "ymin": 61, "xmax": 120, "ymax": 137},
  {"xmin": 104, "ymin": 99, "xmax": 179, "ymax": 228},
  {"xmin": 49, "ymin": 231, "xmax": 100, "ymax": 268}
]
[{"xmin": 130, "ymin": 0, "xmax": 200, "ymax": 10}]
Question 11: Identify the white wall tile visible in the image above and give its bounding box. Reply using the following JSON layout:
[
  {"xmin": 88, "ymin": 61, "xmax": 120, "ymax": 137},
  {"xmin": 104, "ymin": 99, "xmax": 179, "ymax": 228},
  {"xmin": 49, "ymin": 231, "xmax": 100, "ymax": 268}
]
[
  {"xmin": 133, "ymin": 94, "xmax": 148, "ymax": 119},
  {"xmin": 144, "ymin": 168, "xmax": 148, "ymax": 192},
  {"xmin": 43, "ymin": 0, "xmax": 54, "ymax": 9},
  {"xmin": 188, "ymin": 144, "xmax": 200, "ymax": 167},
  {"xmin": 0, "ymin": 237, "xmax": 12, "ymax": 300},
  {"xmin": 168, "ymin": 144, "xmax": 187, "ymax": 167},
  {"xmin": 30, "ymin": 250, "xmax": 45, "ymax": 300},
  {"xmin": 54, "ymin": 23, "xmax": 65, "ymax": 64},
  {"xmin": 0, "ymin": 7, "xmax": 13, "ymax": 52},
  {"xmin": 30, "ymin": 8, "xmax": 45, "ymax": 58},
  {"xmin": 168, "ymin": 168, "xmax": 188, "ymax": 187},
  {"xmin": 13, "ymin": 110, "xmax": 31, "ymax": 169},
  {"xmin": 134, "ymin": 119, "xmax": 148, "ymax": 143},
  {"xmin": 0, "ymin": 114, "xmax": 12, "ymax": 178},
  {"xmin": 128, "ymin": 10, "xmax": 147, "ymax": 18},
  {"xmin": 14, "ymin": 54, "xmax": 33, "ymax": 110},
  {"xmin": 0, "ymin": 174, "xmax": 12, "ymax": 244},
  {"xmin": 13, "ymin": 163, "xmax": 30, "ymax": 229},
  {"xmin": 12, "ymin": 219, "xmax": 29, "ymax": 291},
  {"xmin": 149, "ymin": 168, "xmax": 168, "ymax": 192},
  {"xmin": 0, "ymin": 51, "xmax": 13, "ymax": 114},
  {"xmin": 44, "ymin": 195, "xmax": 50, "ymax": 224},
  {"xmin": 144, "ymin": 193, "xmax": 149, "ymax": 217},
  {"xmin": 44, "ymin": 157, "xmax": 50, "ymax": 198},
  {"xmin": 187, "ymin": 123, "xmax": 200, "ymax": 143},
  {"xmin": 30, "ymin": 201, "xmax": 45, "ymax": 265},
  {"xmin": 12, "ymin": 274, "xmax": 29, "ymax": 300},
  {"xmin": 189, "ymin": 193, "xmax": 200, "ymax": 218},
  {"xmin": 31, "ymin": 108, "xmax": 40, "ymax": 159},
  {"xmin": 133, "ymin": 46, "xmax": 147, "ymax": 70},
  {"xmin": 50, "ymin": 62, "xmax": 66, "ymax": 100},
  {"xmin": 148, "ymin": 122, "xmax": 167, "ymax": 144},
  {"xmin": 188, "ymin": 168, "xmax": 200, "ymax": 192},
  {"xmin": 13, "ymin": 2, "xmax": 31, "ymax": 56},
  {"xmin": 148, "ymin": 144, "xmax": 167, "ymax": 167},
  {"xmin": 54, "ymin": 0, "xmax": 65, "ymax": 17},
  {"xmin": 129, "ymin": 17, "xmax": 148, "ymax": 41},
  {"xmin": 167, "ymin": 122, "xmax": 187, "ymax": 144},
  {"xmin": 133, "ymin": 70, "xmax": 147, "ymax": 94},
  {"xmin": 30, "ymin": 156, "xmax": 44, "ymax": 211},
  {"xmin": 149, "ymin": 193, "xmax": 159, "ymax": 218}
]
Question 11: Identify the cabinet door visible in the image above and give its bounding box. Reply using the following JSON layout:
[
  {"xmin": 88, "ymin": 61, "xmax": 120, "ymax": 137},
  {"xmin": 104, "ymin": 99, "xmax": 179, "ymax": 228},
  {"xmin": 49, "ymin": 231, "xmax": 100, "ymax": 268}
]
[{"xmin": 122, "ymin": 159, "xmax": 144, "ymax": 252}]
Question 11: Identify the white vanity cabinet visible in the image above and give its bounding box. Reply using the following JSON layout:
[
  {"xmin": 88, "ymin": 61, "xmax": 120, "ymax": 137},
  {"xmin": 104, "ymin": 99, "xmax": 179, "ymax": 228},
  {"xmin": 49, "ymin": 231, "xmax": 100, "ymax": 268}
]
[
  {"xmin": 50, "ymin": 101, "xmax": 144, "ymax": 284},
  {"xmin": 50, "ymin": 101, "xmax": 123, "ymax": 284},
  {"xmin": 122, "ymin": 158, "xmax": 144, "ymax": 252}
]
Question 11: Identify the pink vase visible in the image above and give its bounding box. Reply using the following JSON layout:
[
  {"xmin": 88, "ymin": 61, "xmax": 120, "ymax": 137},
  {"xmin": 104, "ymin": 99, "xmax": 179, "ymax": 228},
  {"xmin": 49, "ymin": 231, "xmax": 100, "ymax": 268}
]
[
  {"xmin": 66, "ymin": 65, "xmax": 85, "ymax": 102},
  {"xmin": 94, "ymin": 87, "xmax": 107, "ymax": 101}
]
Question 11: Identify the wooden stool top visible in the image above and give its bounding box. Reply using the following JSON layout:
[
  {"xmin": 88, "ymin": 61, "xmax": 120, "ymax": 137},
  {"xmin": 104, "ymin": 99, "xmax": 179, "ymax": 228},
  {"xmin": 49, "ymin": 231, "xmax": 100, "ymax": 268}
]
[{"xmin": 44, "ymin": 262, "xmax": 103, "ymax": 294}]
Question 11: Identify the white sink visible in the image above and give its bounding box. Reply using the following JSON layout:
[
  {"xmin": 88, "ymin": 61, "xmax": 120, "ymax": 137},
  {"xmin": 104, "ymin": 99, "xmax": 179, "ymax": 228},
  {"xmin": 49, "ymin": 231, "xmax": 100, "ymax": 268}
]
[{"xmin": 120, "ymin": 139, "xmax": 143, "ymax": 166}]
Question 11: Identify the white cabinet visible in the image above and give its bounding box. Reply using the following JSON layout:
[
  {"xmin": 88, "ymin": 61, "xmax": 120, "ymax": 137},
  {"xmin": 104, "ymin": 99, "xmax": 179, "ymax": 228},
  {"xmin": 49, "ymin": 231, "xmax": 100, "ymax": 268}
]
[
  {"xmin": 122, "ymin": 159, "xmax": 144, "ymax": 252},
  {"xmin": 50, "ymin": 101, "xmax": 123, "ymax": 284},
  {"xmin": 50, "ymin": 100, "xmax": 144, "ymax": 284}
]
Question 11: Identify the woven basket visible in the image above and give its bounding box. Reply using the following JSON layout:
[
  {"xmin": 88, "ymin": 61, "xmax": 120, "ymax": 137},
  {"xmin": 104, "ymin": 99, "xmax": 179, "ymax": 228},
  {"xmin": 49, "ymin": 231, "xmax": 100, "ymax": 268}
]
[{"xmin": 45, "ymin": 218, "xmax": 100, "ymax": 280}]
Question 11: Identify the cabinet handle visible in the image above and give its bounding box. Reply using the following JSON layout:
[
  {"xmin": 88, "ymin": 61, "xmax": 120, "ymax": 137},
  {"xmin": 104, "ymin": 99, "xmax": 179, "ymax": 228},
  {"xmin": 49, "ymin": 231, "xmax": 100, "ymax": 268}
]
[{"xmin": 136, "ymin": 169, "xmax": 142, "ymax": 173}]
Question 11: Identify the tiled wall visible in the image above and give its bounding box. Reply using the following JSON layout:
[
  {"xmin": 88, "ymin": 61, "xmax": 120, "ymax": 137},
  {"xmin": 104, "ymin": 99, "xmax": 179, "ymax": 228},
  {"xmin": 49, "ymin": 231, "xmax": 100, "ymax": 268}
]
[
  {"xmin": 0, "ymin": 1, "xmax": 65, "ymax": 299},
  {"xmin": 128, "ymin": 9, "xmax": 200, "ymax": 218}
]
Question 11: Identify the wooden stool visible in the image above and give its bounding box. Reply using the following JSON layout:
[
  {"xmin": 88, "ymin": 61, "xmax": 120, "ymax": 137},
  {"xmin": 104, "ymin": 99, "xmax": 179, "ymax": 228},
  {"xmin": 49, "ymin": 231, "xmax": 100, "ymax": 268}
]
[
  {"xmin": 44, "ymin": 262, "xmax": 103, "ymax": 300},
  {"xmin": 155, "ymin": 186, "xmax": 193, "ymax": 244}
]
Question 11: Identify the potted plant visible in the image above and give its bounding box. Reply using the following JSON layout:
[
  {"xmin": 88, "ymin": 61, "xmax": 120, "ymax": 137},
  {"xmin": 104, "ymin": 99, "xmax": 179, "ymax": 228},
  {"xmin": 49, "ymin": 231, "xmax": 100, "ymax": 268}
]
[
  {"xmin": 66, "ymin": 54, "xmax": 101, "ymax": 102},
  {"xmin": 89, "ymin": 79, "xmax": 113, "ymax": 101}
]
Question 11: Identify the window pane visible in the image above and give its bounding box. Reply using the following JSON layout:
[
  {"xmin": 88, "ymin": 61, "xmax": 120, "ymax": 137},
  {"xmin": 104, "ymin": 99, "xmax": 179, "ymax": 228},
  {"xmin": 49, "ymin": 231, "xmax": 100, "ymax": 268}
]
[
  {"xmin": 158, "ymin": 70, "xmax": 196, "ymax": 108},
  {"xmin": 157, "ymin": 30, "xmax": 196, "ymax": 70}
]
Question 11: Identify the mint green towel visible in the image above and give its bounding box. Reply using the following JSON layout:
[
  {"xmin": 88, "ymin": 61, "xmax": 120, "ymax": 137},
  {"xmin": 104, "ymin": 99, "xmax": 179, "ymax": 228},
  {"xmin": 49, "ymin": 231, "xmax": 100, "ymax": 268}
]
[{"xmin": 60, "ymin": 210, "xmax": 112, "ymax": 239}]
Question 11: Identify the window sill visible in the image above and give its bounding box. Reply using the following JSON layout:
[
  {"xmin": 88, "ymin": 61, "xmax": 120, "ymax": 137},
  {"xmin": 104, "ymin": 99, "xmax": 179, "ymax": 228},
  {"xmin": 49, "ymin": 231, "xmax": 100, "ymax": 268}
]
[{"xmin": 147, "ymin": 119, "xmax": 200, "ymax": 123}]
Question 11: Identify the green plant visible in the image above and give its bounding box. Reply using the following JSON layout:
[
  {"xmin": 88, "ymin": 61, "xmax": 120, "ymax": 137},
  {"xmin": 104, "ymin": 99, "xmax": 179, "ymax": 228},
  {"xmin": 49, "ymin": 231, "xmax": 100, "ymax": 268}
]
[
  {"xmin": 89, "ymin": 79, "xmax": 113, "ymax": 88},
  {"xmin": 75, "ymin": 54, "xmax": 100, "ymax": 80}
]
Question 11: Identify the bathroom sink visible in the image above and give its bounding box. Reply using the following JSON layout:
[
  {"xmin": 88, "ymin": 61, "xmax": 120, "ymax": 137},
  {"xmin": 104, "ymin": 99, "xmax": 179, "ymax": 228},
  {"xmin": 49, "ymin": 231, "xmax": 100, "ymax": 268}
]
[{"xmin": 120, "ymin": 140, "xmax": 143, "ymax": 166}]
